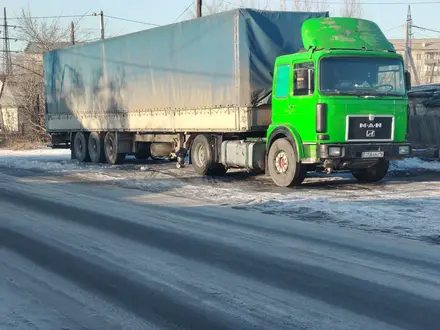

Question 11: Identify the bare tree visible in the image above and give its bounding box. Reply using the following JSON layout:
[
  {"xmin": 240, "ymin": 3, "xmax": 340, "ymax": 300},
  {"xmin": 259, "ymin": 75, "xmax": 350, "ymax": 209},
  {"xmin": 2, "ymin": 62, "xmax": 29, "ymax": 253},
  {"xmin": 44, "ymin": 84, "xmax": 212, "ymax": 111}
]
[
  {"xmin": 340, "ymin": 0, "xmax": 363, "ymax": 18},
  {"xmin": 292, "ymin": 0, "xmax": 329, "ymax": 12},
  {"xmin": 3, "ymin": 9, "xmax": 91, "ymax": 138},
  {"xmin": 16, "ymin": 8, "xmax": 93, "ymax": 53},
  {"xmin": 184, "ymin": 0, "xmax": 331, "ymax": 19},
  {"xmin": 238, "ymin": 0, "xmax": 270, "ymax": 9},
  {"xmin": 185, "ymin": 0, "xmax": 230, "ymax": 18},
  {"xmin": 204, "ymin": 0, "xmax": 232, "ymax": 15},
  {"xmin": 186, "ymin": 0, "xmax": 270, "ymax": 19}
]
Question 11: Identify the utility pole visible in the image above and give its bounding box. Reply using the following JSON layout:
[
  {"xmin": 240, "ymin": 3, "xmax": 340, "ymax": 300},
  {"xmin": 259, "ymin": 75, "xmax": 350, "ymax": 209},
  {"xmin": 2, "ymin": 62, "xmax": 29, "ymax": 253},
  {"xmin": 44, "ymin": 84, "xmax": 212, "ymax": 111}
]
[
  {"xmin": 93, "ymin": 11, "xmax": 105, "ymax": 39},
  {"xmin": 196, "ymin": 0, "xmax": 202, "ymax": 18},
  {"xmin": 71, "ymin": 21, "xmax": 75, "ymax": 45},
  {"xmin": 99, "ymin": 11, "xmax": 104, "ymax": 39},
  {"xmin": 404, "ymin": 5, "xmax": 421, "ymax": 85},
  {"xmin": 2, "ymin": 7, "xmax": 12, "ymax": 77},
  {"xmin": 404, "ymin": 5, "xmax": 411, "ymax": 71}
]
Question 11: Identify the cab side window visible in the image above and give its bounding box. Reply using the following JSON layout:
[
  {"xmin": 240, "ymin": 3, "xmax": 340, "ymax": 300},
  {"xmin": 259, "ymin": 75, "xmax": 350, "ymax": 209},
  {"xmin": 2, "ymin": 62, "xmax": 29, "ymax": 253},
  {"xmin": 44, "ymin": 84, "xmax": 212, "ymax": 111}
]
[
  {"xmin": 274, "ymin": 65, "xmax": 290, "ymax": 98},
  {"xmin": 293, "ymin": 62, "xmax": 314, "ymax": 96}
]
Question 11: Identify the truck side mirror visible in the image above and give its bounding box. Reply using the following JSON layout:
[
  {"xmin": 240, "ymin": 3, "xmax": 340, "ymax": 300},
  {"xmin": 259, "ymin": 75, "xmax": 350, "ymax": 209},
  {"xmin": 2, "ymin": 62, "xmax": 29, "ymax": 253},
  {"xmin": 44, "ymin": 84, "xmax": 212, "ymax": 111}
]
[{"xmin": 405, "ymin": 70, "xmax": 411, "ymax": 91}]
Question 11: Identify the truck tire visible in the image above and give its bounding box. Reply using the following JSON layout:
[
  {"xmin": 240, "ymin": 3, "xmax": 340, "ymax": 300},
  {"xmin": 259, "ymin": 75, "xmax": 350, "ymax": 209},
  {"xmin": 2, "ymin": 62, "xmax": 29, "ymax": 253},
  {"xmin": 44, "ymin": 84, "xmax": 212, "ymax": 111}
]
[
  {"xmin": 267, "ymin": 137, "xmax": 306, "ymax": 187},
  {"xmin": 191, "ymin": 134, "xmax": 226, "ymax": 176},
  {"xmin": 73, "ymin": 132, "xmax": 90, "ymax": 162},
  {"xmin": 135, "ymin": 142, "xmax": 151, "ymax": 160},
  {"xmin": 104, "ymin": 132, "xmax": 126, "ymax": 165},
  {"xmin": 351, "ymin": 160, "xmax": 389, "ymax": 183},
  {"xmin": 88, "ymin": 132, "xmax": 105, "ymax": 163}
]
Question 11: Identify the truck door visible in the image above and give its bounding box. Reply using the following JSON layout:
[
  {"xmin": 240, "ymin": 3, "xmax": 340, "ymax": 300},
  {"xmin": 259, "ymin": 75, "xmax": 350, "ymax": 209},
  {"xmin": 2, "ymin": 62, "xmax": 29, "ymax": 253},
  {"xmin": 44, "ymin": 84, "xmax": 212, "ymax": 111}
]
[{"xmin": 288, "ymin": 61, "xmax": 317, "ymax": 143}]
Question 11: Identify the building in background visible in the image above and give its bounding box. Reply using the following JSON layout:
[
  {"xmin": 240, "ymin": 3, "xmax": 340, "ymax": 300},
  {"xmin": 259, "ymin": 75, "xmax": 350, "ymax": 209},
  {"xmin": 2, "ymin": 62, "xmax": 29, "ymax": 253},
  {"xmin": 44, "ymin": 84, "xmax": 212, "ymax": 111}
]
[
  {"xmin": 0, "ymin": 41, "xmax": 73, "ymax": 136},
  {"xmin": 389, "ymin": 38, "xmax": 440, "ymax": 86},
  {"xmin": 0, "ymin": 80, "xmax": 20, "ymax": 133}
]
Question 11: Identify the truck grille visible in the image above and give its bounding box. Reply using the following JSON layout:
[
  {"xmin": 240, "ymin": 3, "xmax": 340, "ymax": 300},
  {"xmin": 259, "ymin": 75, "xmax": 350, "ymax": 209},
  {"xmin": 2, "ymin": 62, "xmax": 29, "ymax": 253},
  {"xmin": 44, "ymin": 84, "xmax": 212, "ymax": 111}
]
[{"xmin": 346, "ymin": 115, "xmax": 393, "ymax": 141}]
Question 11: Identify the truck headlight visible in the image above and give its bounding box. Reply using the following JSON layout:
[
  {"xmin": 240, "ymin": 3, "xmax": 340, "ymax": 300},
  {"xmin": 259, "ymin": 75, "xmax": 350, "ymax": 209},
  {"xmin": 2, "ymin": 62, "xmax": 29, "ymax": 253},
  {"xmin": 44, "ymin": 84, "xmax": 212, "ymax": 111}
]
[
  {"xmin": 328, "ymin": 147, "xmax": 342, "ymax": 157},
  {"xmin": 399, "ymin": 146, "xmax": 410, "ymax": 155}
]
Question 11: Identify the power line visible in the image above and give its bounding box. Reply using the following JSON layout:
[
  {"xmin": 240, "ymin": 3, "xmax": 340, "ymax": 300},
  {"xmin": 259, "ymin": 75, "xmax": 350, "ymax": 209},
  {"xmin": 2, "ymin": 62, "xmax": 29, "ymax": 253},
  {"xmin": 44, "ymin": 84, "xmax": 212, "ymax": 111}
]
[
  {"xmin": 222, "ymin": 0, "xmax": 440, "ymax": 5},
  {"xmin": 105, "ymin": 15, "xmax": 160, "ymax": 27},
  {"xmin": 8, "ymin": 14, "xmax": 93, "ymax": 20},
  {"xmin": 384, "ymin": 24, "xmax": 405, "ymax": 33},
  {"xmin": 174, "ymin": 2, "xmax": 195, "ymax": 23},
  {"xmin": 6, "ymin": 13, "xmax": 160, "ymax": 27},
  {"xmin": 414, "ymin": 31, "xmax": 435, "ymax": 39},
  {"xmin": 412, "ymin": 25, "xmax": 440, "ymax": 34},
  {"xmin": 8, "ymin": 14, "xmax": 94, "ymax": 20}
]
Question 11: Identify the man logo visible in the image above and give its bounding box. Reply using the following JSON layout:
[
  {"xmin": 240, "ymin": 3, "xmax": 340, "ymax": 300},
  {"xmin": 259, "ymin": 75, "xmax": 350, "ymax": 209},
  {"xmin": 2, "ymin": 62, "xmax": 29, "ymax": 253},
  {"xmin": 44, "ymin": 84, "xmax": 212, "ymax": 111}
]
[{"xmin": 366, "ymin": 130, "xmax": 375, "ymax": 137}]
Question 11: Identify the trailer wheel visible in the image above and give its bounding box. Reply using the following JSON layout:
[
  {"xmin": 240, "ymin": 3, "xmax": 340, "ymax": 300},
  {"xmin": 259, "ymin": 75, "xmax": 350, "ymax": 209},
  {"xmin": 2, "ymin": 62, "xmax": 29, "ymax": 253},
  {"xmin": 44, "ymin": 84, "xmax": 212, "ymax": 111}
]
[
  {"xmin": 104, "ymin": 132, "xmax": 125, "ymax": 165},
  {"xmin": 267, "ymin": 137, "xmax": 306, "ymax": 187},
  {"xmin": 73, "ymin": 132, "xmax": 91, "ymax": 162},
  {"xmin": 88, "ymin": 132, "xmax": 105, "ymax": 163},
  {"xmin": 351, "ymin": 160, "xmax": 389, "ymax": 183}
]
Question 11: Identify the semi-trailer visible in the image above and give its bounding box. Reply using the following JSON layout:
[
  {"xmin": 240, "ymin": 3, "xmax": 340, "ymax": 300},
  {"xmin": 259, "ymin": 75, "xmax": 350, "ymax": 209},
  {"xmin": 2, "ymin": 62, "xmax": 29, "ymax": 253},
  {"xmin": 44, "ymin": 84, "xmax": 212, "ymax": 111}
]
[{"xmin": 44, "ymin": 9, "xmax": 411, "ymax": 186}]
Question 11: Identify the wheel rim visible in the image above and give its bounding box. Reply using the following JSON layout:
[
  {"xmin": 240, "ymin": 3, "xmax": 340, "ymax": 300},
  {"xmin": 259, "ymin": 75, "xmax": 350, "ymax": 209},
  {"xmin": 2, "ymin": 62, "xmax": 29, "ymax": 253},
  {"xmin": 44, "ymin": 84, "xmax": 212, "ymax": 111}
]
[
  {"xmin": 92, "ymin": 138, "xmax": 97, "ymax": 153},
  {"xmin": 76, "ymin": 136, "xmax": 84, "ymax": 157},
  {"xmin": 275, "ymin": 150, "xmax": 289, "ymax": 173},
  {"xmin": 107, "ymin": 136, "xmax": 115, "ymax": 158},
  {"xmin": 195, "ymin": 144, "xmax": 206, "ymax": 167}
]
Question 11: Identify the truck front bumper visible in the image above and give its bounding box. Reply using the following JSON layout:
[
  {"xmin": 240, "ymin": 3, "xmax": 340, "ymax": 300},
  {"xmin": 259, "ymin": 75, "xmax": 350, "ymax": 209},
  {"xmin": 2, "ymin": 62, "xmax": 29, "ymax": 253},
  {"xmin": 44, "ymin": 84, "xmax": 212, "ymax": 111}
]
[{"xmin": 319, "ymin": 143, "xmax": 412, "ymax": 160}]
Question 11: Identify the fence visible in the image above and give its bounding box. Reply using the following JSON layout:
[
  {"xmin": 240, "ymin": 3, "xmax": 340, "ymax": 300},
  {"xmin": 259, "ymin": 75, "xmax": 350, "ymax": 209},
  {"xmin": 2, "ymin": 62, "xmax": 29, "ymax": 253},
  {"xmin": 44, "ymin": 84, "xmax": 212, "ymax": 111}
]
[{"xmin": 408, "ymin": 84, "xmax": 440, "ymax": 150}]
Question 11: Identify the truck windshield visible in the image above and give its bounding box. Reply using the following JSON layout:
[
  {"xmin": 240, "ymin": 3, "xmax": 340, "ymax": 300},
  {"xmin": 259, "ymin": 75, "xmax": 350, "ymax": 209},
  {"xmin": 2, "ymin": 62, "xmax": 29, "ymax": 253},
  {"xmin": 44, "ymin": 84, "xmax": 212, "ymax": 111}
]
[{"xmin": 319, "ymin": 57, "xmax": 405, "ymax": 97}]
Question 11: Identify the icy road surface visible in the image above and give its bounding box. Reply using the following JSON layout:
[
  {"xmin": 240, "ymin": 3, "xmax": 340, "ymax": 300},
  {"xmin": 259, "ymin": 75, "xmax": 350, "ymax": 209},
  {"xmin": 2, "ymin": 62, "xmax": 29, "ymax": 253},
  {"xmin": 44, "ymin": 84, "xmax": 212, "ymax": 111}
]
[
  {"xmin": 1, "ymin": 147, "xmax": 440, "ymax": 329},
  {"xmin": 0, "ymin": 148, "xmax": 439, "ymax": 244},
  {"xmin": 1, "ymin": 160, "xmax": 440, "ymax": 329}
]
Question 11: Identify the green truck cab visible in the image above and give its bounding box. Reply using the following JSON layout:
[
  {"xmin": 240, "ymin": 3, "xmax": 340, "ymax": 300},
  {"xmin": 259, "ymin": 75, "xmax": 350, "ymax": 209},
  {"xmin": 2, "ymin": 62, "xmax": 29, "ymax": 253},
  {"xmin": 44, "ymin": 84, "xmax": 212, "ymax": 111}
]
[{"xmin": 265, "ymin": 17, "xmax": 411, "ymax": 186}]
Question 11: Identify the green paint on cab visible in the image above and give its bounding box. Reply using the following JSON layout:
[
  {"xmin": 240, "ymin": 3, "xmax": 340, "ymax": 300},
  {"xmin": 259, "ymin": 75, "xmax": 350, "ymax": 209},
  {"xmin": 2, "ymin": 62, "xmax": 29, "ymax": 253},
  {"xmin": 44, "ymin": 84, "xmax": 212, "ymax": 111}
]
[
  {"xmin": 267, "ymin": 17, "xmax": 411, "ymax": 168},
  {"xmin": 301, "ymin": 17, "xmax": 395, "ymax": 52}
]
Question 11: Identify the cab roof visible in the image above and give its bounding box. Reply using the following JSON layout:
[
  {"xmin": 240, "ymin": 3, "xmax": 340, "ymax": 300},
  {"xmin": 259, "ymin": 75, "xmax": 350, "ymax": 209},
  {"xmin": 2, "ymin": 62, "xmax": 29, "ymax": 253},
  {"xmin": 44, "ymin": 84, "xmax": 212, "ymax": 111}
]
[{"xmin": 301, "ymin": 17, "xmax": 395, "ymax": 52}]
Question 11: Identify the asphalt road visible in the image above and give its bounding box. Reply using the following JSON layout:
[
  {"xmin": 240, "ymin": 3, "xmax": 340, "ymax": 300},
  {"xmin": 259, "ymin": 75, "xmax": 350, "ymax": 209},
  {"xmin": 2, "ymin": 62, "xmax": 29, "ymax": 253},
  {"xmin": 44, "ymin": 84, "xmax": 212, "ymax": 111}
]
[{"xmin": 1, "ymin": 168, "xmax": 440, "ymax": 330}]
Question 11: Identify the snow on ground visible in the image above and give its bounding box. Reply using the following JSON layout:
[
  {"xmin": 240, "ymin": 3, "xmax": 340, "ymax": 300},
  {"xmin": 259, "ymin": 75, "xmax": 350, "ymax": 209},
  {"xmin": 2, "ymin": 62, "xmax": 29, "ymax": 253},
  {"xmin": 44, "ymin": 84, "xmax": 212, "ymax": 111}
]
[
  {"xmin": 390, "ymin": 157, "xmax": 440, "ymax": 172},
  {"xmin": 0, "ymin": 147, "xmax": 107, "ymax": 172},
  {"xmin": 1, "ymin": 147, "xmax": 439, "ymax": 243}
]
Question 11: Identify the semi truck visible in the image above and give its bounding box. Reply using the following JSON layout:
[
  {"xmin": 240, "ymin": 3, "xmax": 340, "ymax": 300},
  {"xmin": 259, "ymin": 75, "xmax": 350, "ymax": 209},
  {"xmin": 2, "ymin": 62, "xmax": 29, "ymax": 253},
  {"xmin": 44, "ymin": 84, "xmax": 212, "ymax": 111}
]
[{"xmin": 44, "ymin": 9, "xmax": 412, "ymax": 187}]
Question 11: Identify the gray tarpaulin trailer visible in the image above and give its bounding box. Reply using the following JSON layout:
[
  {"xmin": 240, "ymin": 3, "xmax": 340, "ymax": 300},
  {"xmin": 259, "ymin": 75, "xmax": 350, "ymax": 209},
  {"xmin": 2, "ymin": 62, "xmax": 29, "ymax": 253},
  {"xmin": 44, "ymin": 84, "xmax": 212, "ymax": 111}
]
[{"xmin": 43, "ymin": 8, "xmax": 328, "ymax": 167}]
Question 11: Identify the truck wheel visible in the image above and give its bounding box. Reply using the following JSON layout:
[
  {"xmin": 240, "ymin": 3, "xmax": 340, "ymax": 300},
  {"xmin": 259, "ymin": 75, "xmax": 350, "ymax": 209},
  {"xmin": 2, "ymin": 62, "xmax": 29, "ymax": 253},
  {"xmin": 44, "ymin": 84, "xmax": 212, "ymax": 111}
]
[
  {"xmin": 191, "ymin": 134, "xmax": 226, "ymax": 176},
  {"xmin": 135, "ymin": 143, "xmax": 151, "ymax": 160},
  {"xmin": 351, "ymin": 160, "xmax": 389, "ymax": 183},
  {"xmin": 267, "ymin": 138, "xmax": 306, "ymax": 187},
  {"xmin": 88, "ymin": 132, "xmax": 105, "ymax": 163},
  {"xmin": 104, "ymin": 132, "xmax": 125, "ymax": 165},
  {"xmin": 191, "ymin": 135, "xmax": 213, "ymax": 175},
  {"xmin": 73, "ymin": 132, "xmax": 90, "ymax": 162}
]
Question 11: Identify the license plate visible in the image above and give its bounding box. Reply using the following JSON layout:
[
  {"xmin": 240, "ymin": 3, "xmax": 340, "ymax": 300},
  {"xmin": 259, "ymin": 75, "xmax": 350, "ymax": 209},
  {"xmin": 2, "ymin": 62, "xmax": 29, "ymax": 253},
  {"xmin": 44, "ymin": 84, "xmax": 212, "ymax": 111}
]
[{"xmin": 362, "ymin": 151, "xmax": 384, "ymax": 158}]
